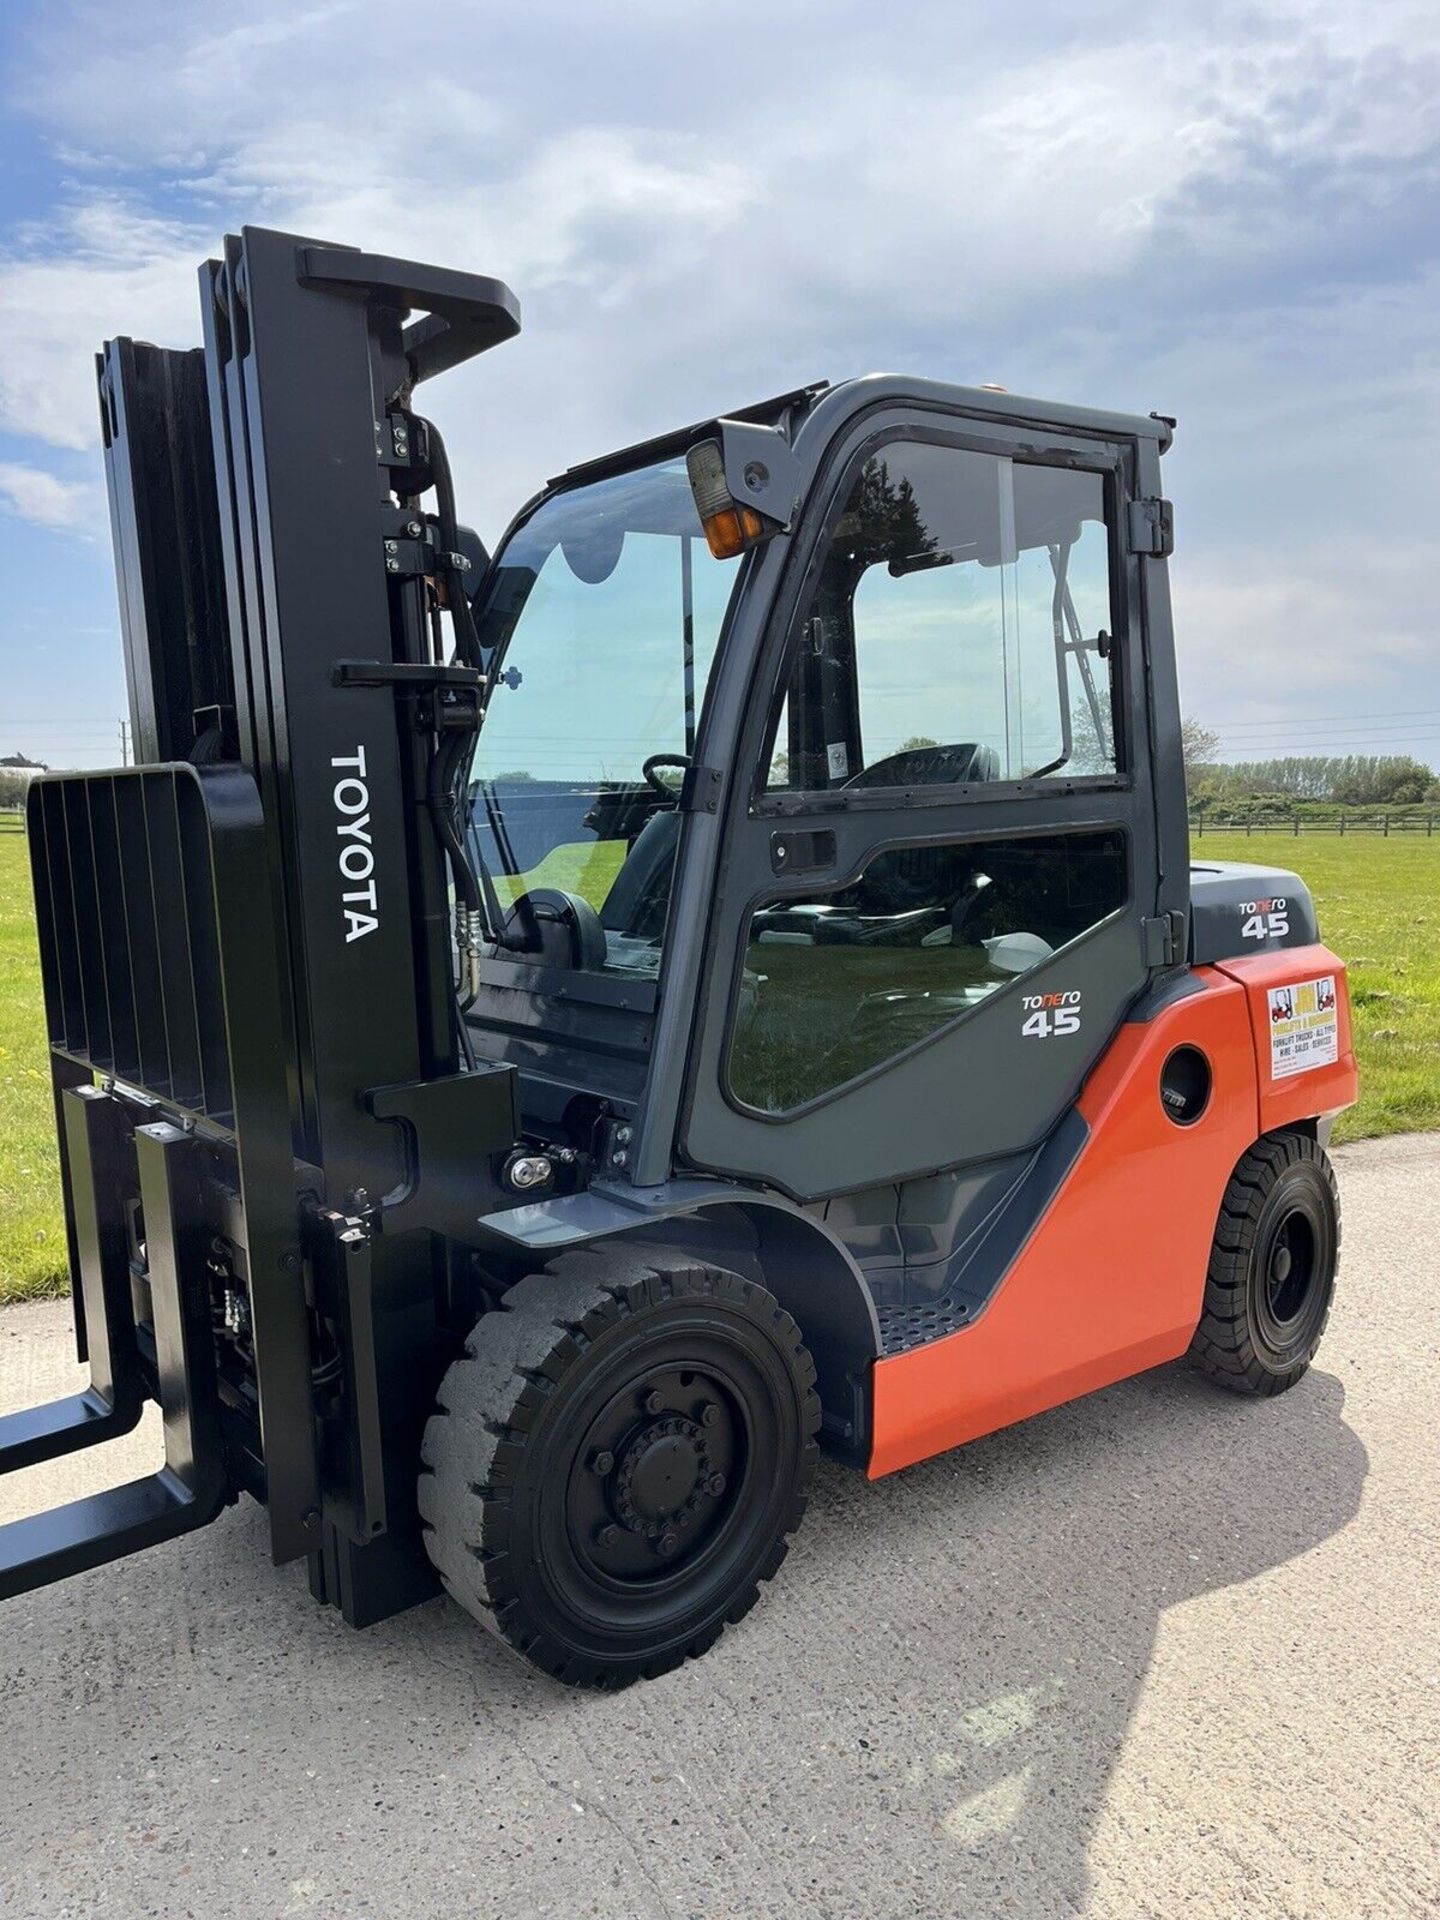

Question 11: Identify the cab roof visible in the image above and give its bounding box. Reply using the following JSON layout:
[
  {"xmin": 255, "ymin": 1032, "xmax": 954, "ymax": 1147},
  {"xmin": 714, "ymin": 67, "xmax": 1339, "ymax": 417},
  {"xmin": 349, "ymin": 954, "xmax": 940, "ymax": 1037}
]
[{"xmin": 551, "ymin": 374, "xmax": 1173, "ymax": 492}]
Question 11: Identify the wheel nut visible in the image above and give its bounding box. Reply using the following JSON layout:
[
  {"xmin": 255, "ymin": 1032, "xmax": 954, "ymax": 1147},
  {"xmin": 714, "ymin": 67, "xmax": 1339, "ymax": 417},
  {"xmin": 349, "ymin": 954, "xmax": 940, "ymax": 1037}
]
[
  {"xmin": 596, "ymin": 1523, "xmax": 619, "ymax": 1547},
  {"xmin": 591, "ymin": 1449, "xmax": 614, "ymax": 1475},
  {"xmin": 700, "ymin": 1402, "xmax": 719, "ymax": 1428},
  {"xmin": 656, "ymin": 1531, "xmax": 679, "ymax": 1557},
  {"xmin": 643, "ymin": 1390, "xmax": 665, "ymax": 1416},
  {"xmin": 706, "ymin": 1473, "xmax": 726, "ymax": 1498}
]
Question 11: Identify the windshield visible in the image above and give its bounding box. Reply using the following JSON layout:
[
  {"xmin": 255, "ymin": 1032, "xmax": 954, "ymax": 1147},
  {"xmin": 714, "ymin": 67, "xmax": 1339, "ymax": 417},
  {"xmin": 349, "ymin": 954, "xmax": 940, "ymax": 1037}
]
[{"xmin": 469, "ymin": 456, "xmax": 744, "ymax": 977}]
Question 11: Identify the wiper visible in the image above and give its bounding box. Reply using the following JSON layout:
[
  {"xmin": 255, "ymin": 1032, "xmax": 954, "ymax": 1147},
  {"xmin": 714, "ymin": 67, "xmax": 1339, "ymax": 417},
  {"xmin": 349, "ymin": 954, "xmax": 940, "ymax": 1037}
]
[
  {"xmin": 417, "ymin": 412, "xmax": 540, "ymax": 966},
  {"xmin": 1031, "ymin": 540, "xmax": 1111, "ymax": 780}
]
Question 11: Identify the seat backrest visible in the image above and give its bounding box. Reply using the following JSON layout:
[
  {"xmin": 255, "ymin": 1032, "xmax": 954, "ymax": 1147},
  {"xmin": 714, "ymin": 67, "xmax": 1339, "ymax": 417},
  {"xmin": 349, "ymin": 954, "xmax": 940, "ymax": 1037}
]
[
  {"xmin": 845, "ymin": 742, "xmax": 1000, "ymax": 789},
  {"xmin": 599, "ymin": 807, "xmax": 682, "ymax": 937}
]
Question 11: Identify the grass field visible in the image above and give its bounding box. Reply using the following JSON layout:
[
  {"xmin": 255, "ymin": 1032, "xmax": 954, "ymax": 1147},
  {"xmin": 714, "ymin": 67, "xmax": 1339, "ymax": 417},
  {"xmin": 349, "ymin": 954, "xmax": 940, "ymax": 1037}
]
[
  {"xmin": 1, "ymin": 823, "xmax": 66, "ymax": 1306},
  {"xmin": 1, "ymin": 822, "xmax": 1436, "ymax": 1304},
  {"xmin": 1199, "ymin": 833, "xmax": 1440, "ymax": 1142}
]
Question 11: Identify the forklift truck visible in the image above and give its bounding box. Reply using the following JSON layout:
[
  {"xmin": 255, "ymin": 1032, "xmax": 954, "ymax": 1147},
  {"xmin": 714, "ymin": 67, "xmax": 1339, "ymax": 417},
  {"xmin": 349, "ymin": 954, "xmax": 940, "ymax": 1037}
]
[{"xmin": 0, "ymin": 229, "xmax": 1356, "ymax": 1686}]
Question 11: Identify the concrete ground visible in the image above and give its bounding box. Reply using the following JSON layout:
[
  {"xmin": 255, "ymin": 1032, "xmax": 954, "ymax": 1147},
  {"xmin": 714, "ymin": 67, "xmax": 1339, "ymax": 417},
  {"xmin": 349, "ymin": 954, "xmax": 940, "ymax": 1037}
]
[{"xmin": 1, "ymin": 1135, "xmax": 1436, "ymax": 1920}]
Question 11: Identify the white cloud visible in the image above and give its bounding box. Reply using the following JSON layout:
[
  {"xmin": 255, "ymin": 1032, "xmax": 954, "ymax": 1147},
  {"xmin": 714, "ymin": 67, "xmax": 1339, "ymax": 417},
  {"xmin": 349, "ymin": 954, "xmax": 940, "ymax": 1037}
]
[
  {"xmin": 0, "ymin": 461, "xmax": 100, "ymax": 530},
  {"xmin": 1173, "ymin": 541, "xmax": 1436, "ymax": 749},
  {"xmin": 4, "ymin": 1, "xmax": 1436, "ymax": 449},
  {"xmin": 0, "ymin": 201, "xmax": 214, "ymax": 450},
  {"xmin": 1, "ymin": 0, "xmax": 1438, "ymax": 748}
]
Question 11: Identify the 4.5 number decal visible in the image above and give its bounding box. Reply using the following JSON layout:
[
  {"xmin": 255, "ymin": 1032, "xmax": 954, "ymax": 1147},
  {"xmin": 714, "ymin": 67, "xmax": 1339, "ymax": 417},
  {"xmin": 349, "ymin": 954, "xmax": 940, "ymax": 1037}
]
[
  {"xmin": 1021, "ymin": 989, "xmax": 1082, "ymax": 1039},
  {"xmin": 1239, "ymin": 897, "xmax": 1289, "ymax": 941}
]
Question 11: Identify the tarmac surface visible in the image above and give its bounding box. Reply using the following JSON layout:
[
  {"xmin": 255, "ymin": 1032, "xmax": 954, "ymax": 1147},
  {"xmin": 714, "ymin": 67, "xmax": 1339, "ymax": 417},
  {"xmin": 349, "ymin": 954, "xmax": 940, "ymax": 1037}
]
[{"xmin": 1, "ymin": 1132, "xmax": 1436, "ymax": 1919}]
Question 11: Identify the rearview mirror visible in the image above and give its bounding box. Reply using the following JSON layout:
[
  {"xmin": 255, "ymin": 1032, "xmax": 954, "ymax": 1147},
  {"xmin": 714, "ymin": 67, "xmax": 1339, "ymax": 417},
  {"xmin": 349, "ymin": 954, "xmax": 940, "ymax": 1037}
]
[{"xmin": 561, "ymin": 522, "xmax": 625, "ymax": 584}]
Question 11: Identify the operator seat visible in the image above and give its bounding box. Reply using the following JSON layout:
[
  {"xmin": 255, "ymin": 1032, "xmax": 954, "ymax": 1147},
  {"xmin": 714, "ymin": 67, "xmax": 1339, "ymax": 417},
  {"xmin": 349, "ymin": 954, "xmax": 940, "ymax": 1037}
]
[
  {"xmin": 844, "ymin": 742, "xmax": 1000, "ymax": 789},
  {"xmin": 842, "ymin": 743, "xmax": 999, "ymax": 918},
  {"xmin": 600, "ymin": 807, "xmax": 682, "ymax": 942},
  {"xmin": 600, "ymin": 745, "xmax": 1001, "ymax": 940}
]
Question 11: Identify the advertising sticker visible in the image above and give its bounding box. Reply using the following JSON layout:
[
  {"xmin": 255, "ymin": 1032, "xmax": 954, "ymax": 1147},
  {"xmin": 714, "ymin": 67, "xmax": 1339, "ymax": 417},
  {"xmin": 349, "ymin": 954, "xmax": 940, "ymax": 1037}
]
[{"xmin": 1267, "ymin": 975, "xmax": 1339, "ymax": 1080}]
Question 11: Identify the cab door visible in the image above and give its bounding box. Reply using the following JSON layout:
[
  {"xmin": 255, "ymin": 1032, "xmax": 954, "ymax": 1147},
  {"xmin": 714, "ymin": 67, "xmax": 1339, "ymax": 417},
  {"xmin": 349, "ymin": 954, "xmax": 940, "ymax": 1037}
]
[{"xmin": 680, "ymin": 406, "xmax": 1160, "ymax": 1200}]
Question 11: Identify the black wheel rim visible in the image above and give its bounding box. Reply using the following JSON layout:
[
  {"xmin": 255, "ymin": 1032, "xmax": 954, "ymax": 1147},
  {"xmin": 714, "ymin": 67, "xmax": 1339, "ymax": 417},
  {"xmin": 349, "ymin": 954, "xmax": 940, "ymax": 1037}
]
[
  {"xmin": 1252, "ymin": 1177, "xmax": 1334, "ymax": 1363},
  {"xmin": 565, "ymin": 1362, "xmax": 746, "ymax": 1587},
  {"xmin": 1264, "ymin": 1212, "xmax": 1315, "ymax": 1326},
  {"xmin": 527, "ymin": 1314, "xmax": 799, "ymax": 1645}
]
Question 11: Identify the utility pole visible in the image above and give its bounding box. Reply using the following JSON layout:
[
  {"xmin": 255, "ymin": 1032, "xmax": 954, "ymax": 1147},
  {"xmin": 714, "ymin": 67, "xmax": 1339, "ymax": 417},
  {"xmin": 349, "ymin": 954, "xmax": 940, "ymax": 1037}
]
[{"xmin": 118, "ymin": 718, "xmax": 130, "ymax": 767}]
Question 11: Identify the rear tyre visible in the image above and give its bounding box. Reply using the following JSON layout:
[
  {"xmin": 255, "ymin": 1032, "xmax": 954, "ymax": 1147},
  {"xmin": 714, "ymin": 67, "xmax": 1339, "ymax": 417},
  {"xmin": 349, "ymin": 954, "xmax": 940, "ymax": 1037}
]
[
  {"xmin": 419, "ymin": 1248, "xmax": 820, "ymax": 1688},
  {"xmin": 1189, "ymin": 1131, "xmax": 1340, "ymax": 1396}
]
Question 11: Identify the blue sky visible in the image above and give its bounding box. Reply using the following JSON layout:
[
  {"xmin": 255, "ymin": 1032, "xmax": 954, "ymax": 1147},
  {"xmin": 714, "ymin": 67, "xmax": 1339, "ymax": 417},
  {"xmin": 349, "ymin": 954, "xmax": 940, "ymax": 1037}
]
[{"xmin": 1, "ymin": 0, "xmax": 1437, "ymax": 770}]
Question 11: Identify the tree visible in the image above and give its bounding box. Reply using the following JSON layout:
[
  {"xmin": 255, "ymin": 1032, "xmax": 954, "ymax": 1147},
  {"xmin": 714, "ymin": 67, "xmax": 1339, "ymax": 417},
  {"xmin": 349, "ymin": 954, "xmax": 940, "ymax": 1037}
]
[
  {"xmin": 1186, "ymin": 753, "xmax": 1438, "ymax": 808},
  {"xmin": 0, "ymin": 758, "xmax": 46, "ymax": 810},
  {"xmin": 1386, "ymin": 772, "xmax": 1429, "ymax": 805},
  {"xmin": 1180, "ymin": 717, "xmax": 1219, "ymax": 769},
  {"xmin": 1066, "ymin": 697, "xmax": 1112, "ymax": 776},
  {"xmin": 839, "ymin": 459, "xmax": 941, "ymax": 570}
]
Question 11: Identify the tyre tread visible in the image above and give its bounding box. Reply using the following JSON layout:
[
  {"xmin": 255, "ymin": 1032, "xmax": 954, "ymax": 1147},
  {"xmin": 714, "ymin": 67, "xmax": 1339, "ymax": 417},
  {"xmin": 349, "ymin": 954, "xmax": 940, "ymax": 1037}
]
[
  {"xmin": 1188, "ymin": 1130, "xmax": 1340, "ymax": 1397},
  {"xmin": 419, "ymin": 1252, "xmax": 821, "ymax": 1687}
]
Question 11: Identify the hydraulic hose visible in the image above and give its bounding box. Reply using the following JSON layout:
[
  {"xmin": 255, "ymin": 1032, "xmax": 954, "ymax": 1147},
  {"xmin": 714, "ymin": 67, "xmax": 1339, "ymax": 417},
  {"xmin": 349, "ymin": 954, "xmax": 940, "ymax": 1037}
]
[
  {"xmin": 426, "ymin": 728, "xmax": 481, "ymax": 1007},
  {"xmin": 426, "ymin": 418, "xmax": 485, "ymax": 670},
  {"xmin": 411, "ymin": 411, "xmax": 540, "ymax": 979}
]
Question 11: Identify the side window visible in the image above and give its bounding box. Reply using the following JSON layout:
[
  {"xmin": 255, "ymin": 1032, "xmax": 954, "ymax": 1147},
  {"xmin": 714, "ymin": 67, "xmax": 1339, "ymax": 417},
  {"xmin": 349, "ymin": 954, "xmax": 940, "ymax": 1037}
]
[
  {"xmin": 728, "ymin": 830, "xmax": 1127, "ymax": 1113},
  {"xmin": 764, "ymin": 441, "xmax": 1118, "ymax": 792}
]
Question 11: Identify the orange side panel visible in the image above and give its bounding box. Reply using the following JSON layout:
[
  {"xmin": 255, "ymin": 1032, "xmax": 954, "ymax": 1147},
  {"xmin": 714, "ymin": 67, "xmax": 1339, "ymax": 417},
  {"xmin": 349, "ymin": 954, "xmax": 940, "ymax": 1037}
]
[
  {"xmin": 869, "ymin": 970, "xmax": 1259, "ymax": 1478},
  {"xmin": 1212, "ymin": 944, "xmax": 1357, "ymax": 1138}
]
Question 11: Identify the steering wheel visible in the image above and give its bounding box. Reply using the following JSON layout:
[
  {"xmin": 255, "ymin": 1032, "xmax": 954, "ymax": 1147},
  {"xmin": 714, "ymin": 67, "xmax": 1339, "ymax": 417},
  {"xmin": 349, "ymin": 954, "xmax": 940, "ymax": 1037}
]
[{"xmin": 642, "ymin": 753, "xmax": 690, "ymax": 799}]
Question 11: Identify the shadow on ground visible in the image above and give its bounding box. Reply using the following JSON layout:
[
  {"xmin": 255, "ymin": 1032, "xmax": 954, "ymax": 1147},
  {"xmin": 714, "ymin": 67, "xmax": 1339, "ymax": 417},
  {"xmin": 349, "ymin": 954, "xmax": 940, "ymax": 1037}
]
[{"xmin": 1, "ymin": 1356, "xmax": 1368, "ymax": 1919}]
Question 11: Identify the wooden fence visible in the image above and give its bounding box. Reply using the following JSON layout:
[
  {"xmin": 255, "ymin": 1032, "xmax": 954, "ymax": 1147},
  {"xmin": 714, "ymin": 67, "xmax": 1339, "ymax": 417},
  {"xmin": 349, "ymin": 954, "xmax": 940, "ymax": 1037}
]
[
  {"xmin": 6, "ymin": 803, "xmax": 1435, "ymax": 841},
  {"xmin": 1191, "ymin": 812, "xmax": 1438, "ymax": 837}
]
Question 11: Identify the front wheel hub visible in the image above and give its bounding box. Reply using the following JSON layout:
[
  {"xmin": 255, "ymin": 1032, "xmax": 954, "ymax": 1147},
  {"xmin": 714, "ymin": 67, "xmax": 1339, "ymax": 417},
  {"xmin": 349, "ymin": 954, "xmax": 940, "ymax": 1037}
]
[
  {"xmin": 1263, "ymin": 1211, "xmax": 1316, "ymax": 1327},
  {"xmin": 613, "ymin": 1415, "xmax": 711, "ymax": 1546},
  {"xmin": 565, "ymin": 1364, "xmax": 748, "ymax": 1584}
]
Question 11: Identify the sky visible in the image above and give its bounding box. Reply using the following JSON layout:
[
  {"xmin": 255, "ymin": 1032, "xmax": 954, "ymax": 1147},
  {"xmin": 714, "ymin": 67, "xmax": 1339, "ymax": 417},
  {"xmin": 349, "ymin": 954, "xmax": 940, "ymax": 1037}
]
[{"xmin": 1, "ymin": 0, "xmax": 1438, "ymax": 772}]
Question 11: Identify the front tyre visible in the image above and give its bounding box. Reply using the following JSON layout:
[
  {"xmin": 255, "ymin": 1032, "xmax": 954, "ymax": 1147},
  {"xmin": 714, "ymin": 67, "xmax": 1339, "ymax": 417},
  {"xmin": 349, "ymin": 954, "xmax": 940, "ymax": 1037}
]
[
  {"xmin": 1189, "ymin": 1131, "xmax": 1340, "ymax": 1396},
  {"xmin": 419, "ymin": 1250, "xmax": 820, "ymax": 1687}
]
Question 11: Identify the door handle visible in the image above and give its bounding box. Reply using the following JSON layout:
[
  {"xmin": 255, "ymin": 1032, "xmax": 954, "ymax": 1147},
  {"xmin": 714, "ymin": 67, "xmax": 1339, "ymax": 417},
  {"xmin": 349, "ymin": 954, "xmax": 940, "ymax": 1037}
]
[{"xmin": 770, "ymin": 829, "xmax": 836, "ymax": 877}]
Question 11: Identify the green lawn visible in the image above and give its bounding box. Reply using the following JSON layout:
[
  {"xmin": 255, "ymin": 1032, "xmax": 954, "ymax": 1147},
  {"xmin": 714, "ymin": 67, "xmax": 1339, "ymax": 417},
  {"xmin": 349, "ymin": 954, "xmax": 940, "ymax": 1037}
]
[
  {"xmin": 0, "ymin": 824, "xmax": 67, "ymax": 1305},
  {"xmin": 1, "ymin": 823, "xmax": 1435, "ymax": 1304}
]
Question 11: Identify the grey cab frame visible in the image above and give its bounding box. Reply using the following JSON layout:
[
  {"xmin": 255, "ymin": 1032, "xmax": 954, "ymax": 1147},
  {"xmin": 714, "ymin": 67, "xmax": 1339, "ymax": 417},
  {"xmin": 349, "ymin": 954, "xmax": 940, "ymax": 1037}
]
[{"xmin": 626, "ymin": 380, "xmax": 1188, "ymax": 1201}]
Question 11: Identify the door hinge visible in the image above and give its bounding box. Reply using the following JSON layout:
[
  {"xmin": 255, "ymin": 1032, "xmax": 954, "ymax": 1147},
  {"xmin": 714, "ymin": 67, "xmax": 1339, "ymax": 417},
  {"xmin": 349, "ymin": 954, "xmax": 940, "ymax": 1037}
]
[
  {"xmin": 1127, "ymin": 497, "xmax": 1174, "ymax": 557},
  {"xmin": 1142, "ymin": 912, "xmax": 1186, "ymax": 967},
  {"xmin": 678, "ymin": 764, "xmax": 724, "ymax": 813}
]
